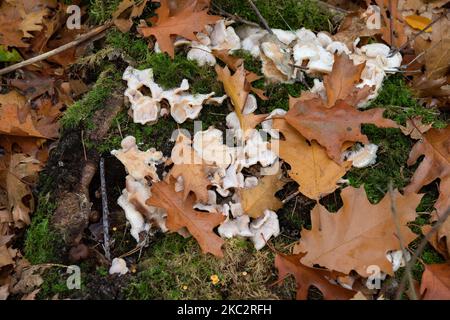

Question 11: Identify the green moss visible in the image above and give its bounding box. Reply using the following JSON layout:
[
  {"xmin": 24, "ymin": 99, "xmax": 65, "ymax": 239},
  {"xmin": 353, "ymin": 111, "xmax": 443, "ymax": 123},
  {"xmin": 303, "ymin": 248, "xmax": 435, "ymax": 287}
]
[
  {"xmin": 258, "ymin": 82, "xmax": 305, "ymax": 113},
  {"xmin": 139, "ymin": 53, "xmax": 223, "ymax": 94},
  {"xmin": 214, "ymin": 0, "xmax": 333, "ymax": 32},
  {"xmin": 346, "ymin": 126, "xmax": 413, "ymax": 203},
  {"xmin": 88, "ymin": 0, "xmax": 121, "ymax": 24},
  {"xmin": 231, "ymin": 50, "xmax": 262, "ymax": 75},
  {"xmin": 369, "ymin": 75, "xmax": 445, "ymax": 127},
  {"xmin": 125, "ymin": 234, "xmax": 293, "ymax": 300},
  {"xmin": 38, "ymin": 268, "xmax": 73, "ymax": 299},
  {"xmin": 61, "ymin": 66, "xmax": 121, "ymax": 130},
  {"xmin": 24, "ymin": 193, "xmax": 60, "ymax": 265},
  {"xmin": 106, "ymin": 30, "xmax": 151, "ymax": 64}
]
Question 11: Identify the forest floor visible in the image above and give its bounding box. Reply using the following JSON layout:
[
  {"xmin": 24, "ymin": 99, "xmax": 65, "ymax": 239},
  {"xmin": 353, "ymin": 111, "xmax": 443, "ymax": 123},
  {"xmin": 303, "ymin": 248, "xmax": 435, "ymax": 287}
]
[{"xmin": 1, "ymin": 0, "xmax": 448, "ymax": 300}]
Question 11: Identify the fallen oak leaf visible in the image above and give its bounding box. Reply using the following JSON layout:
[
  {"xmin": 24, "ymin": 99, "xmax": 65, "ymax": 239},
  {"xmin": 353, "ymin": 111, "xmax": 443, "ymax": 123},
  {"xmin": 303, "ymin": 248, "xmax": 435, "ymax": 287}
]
[
  {"xmin": 138, "ymin": 0, "xmax": 220, "ymax": 58},
  {"xmin": 400, "ymin": 117, "xmax": 432, "ymax": 140},
  {"xmin": 215, "ymin": 64, "xmax": 249, "ymax": 130},
  {"xmin": 323, "ymin": 53, "xmax": 367, "ymax": 108},
  {"xmin": 420, "ymin": 263, "xmax": 450, "ymax": 300},
  {"xmin": 285, "ymin": 98, "xmax": 397, "ymax": 163},
  {"xmin": 213, "ymin": 50, "xmax": 268, "ymax": 100},
  {"xmin": 167, "ymin": 134, "xmax": 212, "ymax": 203},
  {"xmin": 239, "ymin": 169, "xmax": 285, "ymax": 218},
  {"xmin": 272, "ymin": 118, "xmax": 350, "ymax": 200},
  {"xmin": 146, "ymin": 180, "xmax": 225, "ymax": 257},
  {"xmin": 405, "ymin": 15, "xmax": 433, "ymax": 32},
  {"xmin": 274, "ymin": 252, "xmax": 356, "ymax": 300},
  {"xmin": 6, "ymin": 154, "xmax": 41, "ymax": 228},
  {"xmin": 295, "ymin": 186, "xmax": 422, "ymax": 276},
  {"xmin": 113, "ymin": 0, "xmax": 149, "ymax": 33},
  {"xmin": 0, "ymin": 91, "xmax": 47, "ymax": 138},
  {"xmin": 404, "ymin": 127, "xmax": 450, "ymax": 217}
]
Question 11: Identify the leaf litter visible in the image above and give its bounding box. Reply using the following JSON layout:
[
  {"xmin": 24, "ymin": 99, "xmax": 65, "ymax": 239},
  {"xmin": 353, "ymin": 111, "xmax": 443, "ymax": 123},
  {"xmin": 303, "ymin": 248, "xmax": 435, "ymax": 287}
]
[{"xmin": 0, "ymin": 0, "xmax": 449, "ymax": 300}]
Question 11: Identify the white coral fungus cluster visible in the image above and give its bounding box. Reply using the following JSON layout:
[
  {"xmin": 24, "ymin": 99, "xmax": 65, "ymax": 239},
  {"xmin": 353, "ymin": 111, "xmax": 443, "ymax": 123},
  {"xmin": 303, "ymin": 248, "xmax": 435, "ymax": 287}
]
[{"xmin": 123, "ymin": 66, "xmax": 226, "ymax": 124}]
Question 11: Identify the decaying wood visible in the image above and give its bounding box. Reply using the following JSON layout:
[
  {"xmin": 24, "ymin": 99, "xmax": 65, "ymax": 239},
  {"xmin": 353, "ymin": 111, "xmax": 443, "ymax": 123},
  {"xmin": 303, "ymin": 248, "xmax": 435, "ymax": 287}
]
[{"xmin": 51, "ymin": 90, "xmax": 124, "ymax": 245}]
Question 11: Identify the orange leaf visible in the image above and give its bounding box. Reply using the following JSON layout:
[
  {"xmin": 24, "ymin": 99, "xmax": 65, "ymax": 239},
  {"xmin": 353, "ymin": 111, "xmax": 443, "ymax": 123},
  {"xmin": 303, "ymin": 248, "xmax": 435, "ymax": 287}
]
[
  {"xmin": 146, "ymin": 180, "xmax": 225, "ymax": 257},
  {"xmin": 295, "ymin": 186, "xmax": 422, "ymax": 276},
  {"xmin": 405, "ymin": 15, "xmax": 432, "ymax": 32},
  {"xmin": 275, "ymin": 252, "xmax": 356, "ymax": 300},
  {"xmin": 138, "ymin": 0, "xmax": 220, "ymax": 58}
]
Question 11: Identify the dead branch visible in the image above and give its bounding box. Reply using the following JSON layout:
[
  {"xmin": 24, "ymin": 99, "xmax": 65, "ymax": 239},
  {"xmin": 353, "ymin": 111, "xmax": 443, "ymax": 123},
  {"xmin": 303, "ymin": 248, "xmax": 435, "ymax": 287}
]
[
  {"xmin": 99, "ymin": 157, "xmax": 111, "ymax": 261},
  {"xmin": 0, "ymin": 22, "xmax": 112, "ymax": 76}
]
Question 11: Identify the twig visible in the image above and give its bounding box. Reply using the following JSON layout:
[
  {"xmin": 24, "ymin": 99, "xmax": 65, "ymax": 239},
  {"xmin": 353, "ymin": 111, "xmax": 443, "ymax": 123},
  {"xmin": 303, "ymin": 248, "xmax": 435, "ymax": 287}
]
[
  {"xmin": 81, "ymin": 130, "xmax": 87, "ymax": 161},
  {"xmin": 246, "ymin": 0, "xmax": 274, "ymax": 34},
  {"xmin": 388, "ymin": 183, "xmax": 417, "ymax": 300},
  {"xmin": 389, "ymin": 13, "xmax": 446, "ymax": 57},
  {"xmin": 282, "ymin": 191, "xmax": 300, "ymax": 204},
  {"xmin": 388, "ymin": 0, "xmax": 395, "ymax": 50},
  {"xmin": 210, "ymin": 3, "xmax": 260, "ymax": 28},
  {"xmin": 0, "ymin": 22, "xmax": 112, "ymax": 76},
  {"xmin": 316, "ymin": 0, "xmax": 348, "ymax": 15},
  {"xmin": 395, "ymin": 207, "xmax": 450, "ymax": 299},
  {"xmin": 99, "ymin": 157, "xmax": 111, "ymax": 261}
]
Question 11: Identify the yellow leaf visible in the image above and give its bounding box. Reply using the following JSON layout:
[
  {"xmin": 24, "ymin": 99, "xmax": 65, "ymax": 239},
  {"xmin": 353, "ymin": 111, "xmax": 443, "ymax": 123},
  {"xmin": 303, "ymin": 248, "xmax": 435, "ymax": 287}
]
[{"xmin": 405, "ymin": 15, "xmax": 432, "ymax": 32}]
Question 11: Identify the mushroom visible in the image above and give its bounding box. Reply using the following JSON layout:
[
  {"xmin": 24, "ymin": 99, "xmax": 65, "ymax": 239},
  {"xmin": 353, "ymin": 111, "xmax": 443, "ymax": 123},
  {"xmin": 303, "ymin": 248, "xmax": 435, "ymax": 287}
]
[
  {"xmin": 187, "ymin": 44, "xmax": 216, "ymax": 66},
  {"xmin": 262, "ymin": 108, "xmax": 287, "ymax": 139},
  {"xmin": 249, "ymin": 210, "xmax": 280, "ymax": 250},
  {"xmin": 193, "ymin": 128, "xmax": 235, "ymax": 168},
  {"xmin": 218, "ymin": 215, "xmax": 253, "ymax": 238},
  {"xmin": 109, "ymin": 258, "xmax": 129, "ymax": 275},
  {"xmin": 343, "ymin": 143, "xmax": 378, "ymax": 168}
]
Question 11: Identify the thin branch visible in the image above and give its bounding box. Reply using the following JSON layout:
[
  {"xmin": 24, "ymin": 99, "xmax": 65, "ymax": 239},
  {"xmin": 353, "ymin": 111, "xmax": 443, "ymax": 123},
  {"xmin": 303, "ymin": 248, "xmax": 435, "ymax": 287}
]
[
  {"xmin": 247, "ymin": 0, "xmax": 274, "ymax": 34},
  {"xmin": 282, "ymin": 191, "xmax": 300, "ymax": 204},
  {"xmin": 210, "ymin": 3, "xmax": 260, "ymax": 28},
  {"xmin": 0, "ymin": 22, "xmax": 112, "ymax": 76},
  {"xmin": 395, "ymin": 207, "xmax": 450, "ymax": 299},
  {"xmin": 99, "ymin": 157, "xmax": 111, "ymax": 261},
  {"xmin": 388, "ymin": 183, "xmax": 417, "ymax": 300},
  {"xmin": 389, "ymin": 13, "xmax": 446, "ymax": 57}
]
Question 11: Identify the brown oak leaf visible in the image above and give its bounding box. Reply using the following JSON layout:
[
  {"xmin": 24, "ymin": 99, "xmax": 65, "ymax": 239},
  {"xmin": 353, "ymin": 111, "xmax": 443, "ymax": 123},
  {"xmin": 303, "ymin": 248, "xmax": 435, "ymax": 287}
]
[
  {"xmin": 272, "ymin": 118, "xmax": 351, "ymax": 200},
  {"xmin": 404, "ymin": 127, "xmax": 450, "ymax": 217},
  {"xmin": 295, "ymin": 186, "xmax": 422, "ymax": 276},
  {"xmin": 285, "ymin": 98, "xmax": 397, "ymax": 163},
  {"xmin": 240, "ymin": 170, "xmax": 285, "ymax": 218},
  {"xmin": 138, "ymin": 0, "xmax": 220, "ymax": 58},
  {"xmin": 274, "ymin": 252, "xmax": 356, "ymax": 300},
  {"xmin": 146, "ymin": 180, "xmax": 225, "ymax": 257},
  {"xmin": 323, "ymin": 54, "xmax": 367, "ymax": 107},
  {"xmin": 420, "ymin": 263, "xmax": 450, "ymax": 300}
]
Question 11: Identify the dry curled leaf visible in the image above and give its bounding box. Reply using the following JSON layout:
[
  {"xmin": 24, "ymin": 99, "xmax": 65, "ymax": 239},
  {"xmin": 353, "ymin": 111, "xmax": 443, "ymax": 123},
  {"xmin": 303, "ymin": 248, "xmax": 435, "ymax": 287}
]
[
  {"xmin": 272, "ymin": 118, "xmax": 350, "ymax": 200},
  {"xmin": 138, "ymin": 0, "xmax": 220, "ymax": 58},
  {"xmin": 215, "ymin": 64, "xmax": 249, "ymax": 130},
  {"xmin": 295, "ymin": 186, "xmax": 422, "ymax": 276},
  {"xmin": 404, "ymin": 127, "xmax": 450, "ymax": 217},
  {"xmin": 146, "ymin": 180, "xmax": 225, "ymax": 257},
  {"xmin": 420, "ymin": 263, "xmax": 450, "ymax": 300},
  {"xmin": 275, "ymin": 252, "xmax": 356, "ymax": 300}
]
